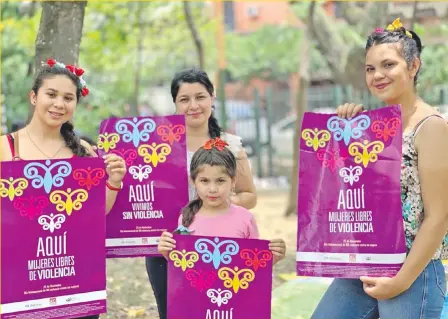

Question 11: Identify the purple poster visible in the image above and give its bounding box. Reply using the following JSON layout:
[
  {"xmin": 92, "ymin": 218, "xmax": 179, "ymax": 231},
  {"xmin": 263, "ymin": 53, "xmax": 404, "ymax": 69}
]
[
  {"xmin": 98, "ymin": 115, "xmax": 189, "ymax": 258},
  {"xmin": 296, "ymin": 105, "xmax": 407, "ymax": 278},
  {"xmin": 168, "ymin": 235, "xmax": 273, "ymax": 319},
  {"xmin": 1, "ymin": 158, "xmax": 106, "ymax": 319}
]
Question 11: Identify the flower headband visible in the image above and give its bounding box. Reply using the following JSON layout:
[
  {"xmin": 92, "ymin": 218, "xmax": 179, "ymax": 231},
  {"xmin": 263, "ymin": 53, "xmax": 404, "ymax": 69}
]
[
  {"xmin": 374, "ymin": 18, "xmax": 413, "ymax": 38},
  {"xmin": 203, "ymin": 137, "xmax": 229, "ymax": 151},
  {"xmin": 44, "ymin": 58, "xmax": 90, "ymax": 97}
]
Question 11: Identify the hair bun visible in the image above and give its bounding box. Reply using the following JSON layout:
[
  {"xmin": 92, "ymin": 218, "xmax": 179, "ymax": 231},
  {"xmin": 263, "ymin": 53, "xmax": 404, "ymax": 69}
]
[{"xmin": 408, "ymin": 30, "xmax": 423, "ymax": 53}]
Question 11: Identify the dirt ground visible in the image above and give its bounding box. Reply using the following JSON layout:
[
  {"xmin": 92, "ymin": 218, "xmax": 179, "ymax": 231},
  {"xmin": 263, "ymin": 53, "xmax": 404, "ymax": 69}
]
[{"xmin": 101, "ymin": 190, "xmax": 296, "ymax": 319}]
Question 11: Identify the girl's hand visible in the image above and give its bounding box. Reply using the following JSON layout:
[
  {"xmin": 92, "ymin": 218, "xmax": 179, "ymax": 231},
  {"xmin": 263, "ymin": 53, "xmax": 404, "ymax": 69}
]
[
  {"xmin": 158, "ymin": 232, "xmax": 176, "ymax": 258},
  {"xmin": 336, "ymin": 103, "xmax": 364, "ymax": 119},
  {"xmin": 360, "ymin": 276, "xmax": 410, "ymax": 300},
  {"xmin": 269, "ymin": 239, "xmax": 286, "ymax": 265},
  {"xmin": 104, "ymin": 154, "xmax": 126, "ymax": 186}
]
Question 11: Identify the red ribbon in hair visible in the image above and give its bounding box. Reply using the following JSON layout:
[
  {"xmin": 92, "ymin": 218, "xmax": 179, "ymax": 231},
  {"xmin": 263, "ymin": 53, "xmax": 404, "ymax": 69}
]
[
  {"xmin": 65, "ymin": 64, "xmax": 85, "ymax": 77},
  {"xmin": 47, "ymin": 58, "xmax": 57, "ymax": 67},
  {"xmin": 203, "ymin": 138, "xmax": 229, "ymax": 151},
  {"xmin": 81, "ymin": 87, "xmax": 89, "ymax": 97}
]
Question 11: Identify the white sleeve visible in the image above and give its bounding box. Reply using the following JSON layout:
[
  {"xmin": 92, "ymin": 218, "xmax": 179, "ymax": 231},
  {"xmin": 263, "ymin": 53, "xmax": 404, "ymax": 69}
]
[{"xmin": 222, "ymin": 133, "xmax": 243, "ymax": 157}]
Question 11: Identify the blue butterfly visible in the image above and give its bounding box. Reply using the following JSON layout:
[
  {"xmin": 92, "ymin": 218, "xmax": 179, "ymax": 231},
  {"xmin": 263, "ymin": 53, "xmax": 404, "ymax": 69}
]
[
  {"xmin": 115, "ymin": 117, "xmax": 156, "ymax": 147},
  {"xmin": 195, "ymin": 237, "xmax": 239, "ymax": 269},
  {"xmin": 327, "ymin": 115, "xmax": 371, "ymax": 145}
]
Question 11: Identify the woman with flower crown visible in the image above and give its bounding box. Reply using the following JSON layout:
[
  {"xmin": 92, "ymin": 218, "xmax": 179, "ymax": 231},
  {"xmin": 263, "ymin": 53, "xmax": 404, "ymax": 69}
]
[
  {"xmin": 311, "ymin": 18, "xmax": 448, "ymax": 319},
  {"xmin": 1, "ymin": 58, "xmax": 127, "ymax": 319}
]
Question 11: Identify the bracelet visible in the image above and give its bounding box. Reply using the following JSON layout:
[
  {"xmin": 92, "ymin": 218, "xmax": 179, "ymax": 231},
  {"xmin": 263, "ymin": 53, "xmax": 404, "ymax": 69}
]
[{"xmin": 106, "ymin": 181, "xmax": 123, "ymax": 191}]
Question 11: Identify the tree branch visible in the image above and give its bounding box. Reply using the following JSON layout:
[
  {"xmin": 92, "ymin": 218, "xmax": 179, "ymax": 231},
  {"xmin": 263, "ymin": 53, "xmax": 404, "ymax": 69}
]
[
  {"xmin": 285, "ymin": 26, "xmax": 310, "ymax": 217},
  {"xmin": 183, "ymin": 2, "xmax": 204, "ymax": 69},
  {"xmin": 308, "ymin": 2, "xmax": 349, "ymax": 84}
]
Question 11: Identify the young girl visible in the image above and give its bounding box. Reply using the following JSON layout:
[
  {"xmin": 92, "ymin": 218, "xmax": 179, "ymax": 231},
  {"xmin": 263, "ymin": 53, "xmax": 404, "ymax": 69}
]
[
  {"xmin": 158, "ymin": 138, "xmax": 286, "ymax": 264},
  {"xmin": 0, "ymin": 58, "xmax": 126, "ymax": 319},
  {"xmin": 311, "ymin": 18, "xmax": 448, "ymax": 319}
]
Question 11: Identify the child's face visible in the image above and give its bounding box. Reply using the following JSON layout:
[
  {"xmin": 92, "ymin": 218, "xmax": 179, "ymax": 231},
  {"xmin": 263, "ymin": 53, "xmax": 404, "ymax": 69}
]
[{"xmin": 193, "ymin": 164, "xmax": 234, "ymax": 209}]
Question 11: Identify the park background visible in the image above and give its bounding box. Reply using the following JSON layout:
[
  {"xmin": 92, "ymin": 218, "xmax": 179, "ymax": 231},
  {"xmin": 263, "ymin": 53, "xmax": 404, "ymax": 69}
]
[{"xmin": 1, "ymin": 1, "xmax": 448, "ymax": 318}]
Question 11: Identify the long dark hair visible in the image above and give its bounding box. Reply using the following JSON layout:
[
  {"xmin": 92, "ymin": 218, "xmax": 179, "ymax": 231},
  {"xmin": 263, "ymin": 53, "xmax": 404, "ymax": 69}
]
[
  {"xmin": 170, "ymin": 68, "xmax": 222, "ymax": 138},
  {"xmin": 32, "ymin": 64, "xmax": 89, "ymax": 157},
  {"xmin": 366, "ymin": 25, "xmax": 423, "ymax": 86},
  {"xmin": 180, "ymin": 145, "xmax": 237, "ymax": 228}
]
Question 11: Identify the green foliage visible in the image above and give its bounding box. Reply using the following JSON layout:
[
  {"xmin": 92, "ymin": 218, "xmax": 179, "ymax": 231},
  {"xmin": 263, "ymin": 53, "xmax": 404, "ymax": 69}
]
[
  {"xmin": 2, "ymin": 1, "xmax": 447, "ymax": 138},
  {"xmin": 226, "ymin": 24, "xmax": 331, "ymax": 82},
  {"xmin": 1, "ymin": 2, "xmax": 218, "ymax": 138},
  {"xmin": 1, "ymin": 2, "xmax": 40, "ymax": 128},
  {"xmin": 79, "ymin": 2, "xmax": 218, "ymax": 135},
  {"xmin": 414, "ymin": 23, "xmax": 448, "ymax": 90}
]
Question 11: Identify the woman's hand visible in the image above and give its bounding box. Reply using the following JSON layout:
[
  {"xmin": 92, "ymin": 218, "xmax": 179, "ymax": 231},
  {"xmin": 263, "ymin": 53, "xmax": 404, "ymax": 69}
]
[
  {"xmin": 336, "ymin": 103, "xmax": 364, "ymax": 119},
  {"xmin": 269, "ymin": 238, "xmax": 286, "ymax": 265},
  {"xmin": 104, "ymin": 154, "xmax": 126, "ymax": 187},
  {"xmin": 158, "ymin": 232, "xmax": 176, "ymax": 258},
  {"xmin": 360, "ymin": 275, "xmax": 410, "ymax": 300}
]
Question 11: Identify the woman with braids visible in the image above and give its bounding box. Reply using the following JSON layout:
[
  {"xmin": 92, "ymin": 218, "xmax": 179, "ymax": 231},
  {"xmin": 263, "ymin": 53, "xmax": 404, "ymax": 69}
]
[
  {"xmin": 157, "ymin": 139, "xmax": 286, "ymax": 270},
  {"xmin": 311, "ymin": 18, "xmax": 448, "ymax": 319},
  {"xmin": 0, "ymin": 58, "xmax": 126, "ymax": 319},
  {"xmin": 146, "ymin": 69, "xmax": 258, "ymax": 319}
]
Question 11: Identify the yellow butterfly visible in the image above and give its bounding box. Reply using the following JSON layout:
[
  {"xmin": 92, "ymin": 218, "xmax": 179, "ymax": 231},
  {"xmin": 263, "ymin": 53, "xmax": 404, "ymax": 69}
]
[
  {"xmin": 348, "ymin": 140, "xmax": 384, "ymax": 168},
  {"xmin": 218, "ymin": 266, "xmax": 255, "ymax": 293},
  {"xmin": 0, "ymin": 177, "xmax": 28, "ymax": 201},
  {"xmin": 301, "ymin": 128, "xmax": 331, "ymax": 151},
  {"xmin": 169, "ymin": 249, "xmax": 199, "ymax": 271},
  {"xmin": 49, "ymin": 188, "xmax": 88, "ymax": 216},
  {"xmin": 137, "ymin": 143, "xmax": 171, "ymax": 168},
  {"xmin": 97, "ymin": 133, "xmax": 120, "ymax": 153}
]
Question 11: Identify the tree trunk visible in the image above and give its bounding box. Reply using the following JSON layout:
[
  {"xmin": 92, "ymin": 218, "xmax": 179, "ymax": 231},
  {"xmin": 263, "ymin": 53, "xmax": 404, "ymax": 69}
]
[
  {"xmin": 306, "ymin": 1, "xmax": 388, "ymax": 89},
  {"xmin": 32, "ymin": 1, "xmax": 86, "ymax": 117},
  {"xmin": 183, "ymin": 2, "xmax": 205, "ymax": 69},
  {"xmin": 284, "ymin": 21, "xmax": 311, "ymax": 217},
  {"xmin": 410, "ymin": 1, "xmax": 419, "ymax": 31},
  {"xmin": 34, "ymin": 1, "xmax": 86, "ymax": 73}
]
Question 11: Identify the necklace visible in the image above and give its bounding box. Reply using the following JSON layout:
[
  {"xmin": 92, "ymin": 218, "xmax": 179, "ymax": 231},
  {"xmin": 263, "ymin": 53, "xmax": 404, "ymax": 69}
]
[{"xmin": 25, "ymin": 127, "xmax": 66, "ymax": 159}]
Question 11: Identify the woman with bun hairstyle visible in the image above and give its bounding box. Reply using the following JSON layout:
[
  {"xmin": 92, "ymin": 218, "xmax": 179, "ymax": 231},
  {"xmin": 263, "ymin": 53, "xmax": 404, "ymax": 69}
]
[{"xmin": 312, "ymin": 19, "xmax": 448, "ymax": 319}]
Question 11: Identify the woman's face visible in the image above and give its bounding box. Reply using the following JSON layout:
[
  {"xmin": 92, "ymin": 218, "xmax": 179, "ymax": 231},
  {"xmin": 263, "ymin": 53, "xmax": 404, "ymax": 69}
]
[
  {"xmin": 175, "ymin": 82, "xmax": 214, "ymax": 129},
  {"xmin": 365, "ymin": 43, "xmax": 418, "ymax": 104},
  {"xmin": 30, "ymin": 75, "xmax": 78, "ymax": 128}
]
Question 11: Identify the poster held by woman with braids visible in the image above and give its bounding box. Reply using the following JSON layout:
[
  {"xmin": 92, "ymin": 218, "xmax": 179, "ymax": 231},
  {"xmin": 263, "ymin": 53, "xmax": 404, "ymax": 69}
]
[
  {"xmin": 167, "ymin": 235, "xmax": 273, "ymax": 319},
  {"xmin": 1, "ymin": 157, "xmax": 106, "ymax": 318},
  {"xmin": 296, "ymin": 105, "xmax": 407, "ymax": 278},
  {"xmin": 98, "ymin": 115, "xmax": 189, "ymax": 258}
]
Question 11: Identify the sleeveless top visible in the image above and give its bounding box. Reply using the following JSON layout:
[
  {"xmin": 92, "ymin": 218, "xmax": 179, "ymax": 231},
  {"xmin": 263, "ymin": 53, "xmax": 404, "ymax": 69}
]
[
  {"xmin": 401, "ymin": 114, "xmax": 448, "ymax": 259},
  {"xmin": 5, "ymin": 133, "xmax": 77, "ymax": 161},
  {"xmin": 187, "ymin": 133, "xmax": 243, "ymax": 201}
]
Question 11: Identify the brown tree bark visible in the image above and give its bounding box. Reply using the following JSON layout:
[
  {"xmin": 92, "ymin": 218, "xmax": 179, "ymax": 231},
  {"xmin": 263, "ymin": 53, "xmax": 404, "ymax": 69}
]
[
  {"xmin": 183, "ymin": 2, "xmax": 205, "ymax": 69},
  {"xmin": 34, "ymin": 1, "xmax": 87, "ymax": 72},
  {"xmin": 284, "ymin": 11, "xmax": 311, "ymax": 217}
]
